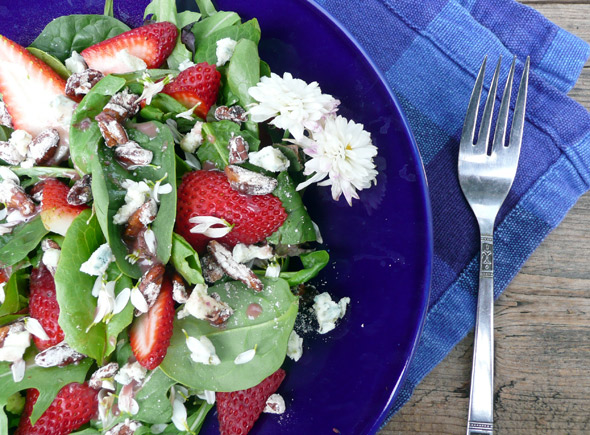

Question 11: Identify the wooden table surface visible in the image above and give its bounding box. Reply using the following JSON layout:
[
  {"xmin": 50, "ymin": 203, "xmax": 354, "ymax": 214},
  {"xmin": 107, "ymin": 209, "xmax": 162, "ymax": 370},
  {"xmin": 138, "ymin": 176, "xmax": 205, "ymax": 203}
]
[{"xmin": 381, "ymin": 1, "xmax": 590, "ymax": 434}]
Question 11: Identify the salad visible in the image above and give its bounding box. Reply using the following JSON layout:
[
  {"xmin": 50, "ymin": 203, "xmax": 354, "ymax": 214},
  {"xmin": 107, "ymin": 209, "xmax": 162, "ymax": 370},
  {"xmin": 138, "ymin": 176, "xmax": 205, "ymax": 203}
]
[{"xmin": 0, "ymin": 0, "xmax": 379, "ymax": 433}]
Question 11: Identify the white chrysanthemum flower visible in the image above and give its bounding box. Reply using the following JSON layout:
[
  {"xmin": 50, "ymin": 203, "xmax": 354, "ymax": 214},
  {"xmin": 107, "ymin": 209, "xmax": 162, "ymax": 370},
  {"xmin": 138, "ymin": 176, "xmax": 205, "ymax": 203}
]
[
  {"xmin": 296, "ymin": 115, "xmax": 378, "ymax": 206},
  {"xmin": 248, "ymin": 72, "xmax": 340, "ymax": 141}
]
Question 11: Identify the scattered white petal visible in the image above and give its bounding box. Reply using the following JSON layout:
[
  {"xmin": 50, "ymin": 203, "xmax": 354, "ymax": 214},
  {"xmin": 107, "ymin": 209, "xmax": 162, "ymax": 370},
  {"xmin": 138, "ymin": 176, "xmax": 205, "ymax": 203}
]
[
  {"xmin": 171, "ymin": 396, "xmax": 189, "ymax": 431},
  {"xmin": 118, "ymin": 382, "xmax": 139, "ymax": 415},
  {"xmin": 0, "ymin": 207, "xmax": 7, "ymax": 221},
  {"xmin": 0, "ymin": 323, "xmax": 30, "ymax": 363},
  {"xmin": 23, "ymin": 317, "xmax": 49, "ymax": 341},
  {"xmin": 185, "ymin": 332, "xmax": 221, "ymax": 365},
  {"xmin": 265, "ymin": 261, "xmax": 281, "ymax": 278},
  {"xmin": 232, "ymin": 243, "xmax": 274, "ymax": 263},
  {"xmin": 80, "ymin": 243, "xmax": 114, "ymax": 276},
  {"xmin": 234, "ymin": 348, "xmax": 256, "ymax": 365},
  {"xmin": 113, "ymin": 287, "xmax": 131, "ymax": 315},
  {"xmin": 184, "ymin": 151, "xmax": 201, "ymax": 169},
  {"xmin": 92, "ymin": 280, "xmax": 116, "ymax": 324},
  {"xmin": 91, "ymin": 276, "xmax": 103, "ymax": 298},
  {"xmin": 130, "ymin": 287, "xmax": 149, "ymax": 314},
  {"xmin": 287, "ymin": 330, "xmax": 303, "ymax": 362},
  {"xmin": 11, "ymin": 358, "xmax": 25, "ymax": 383},
  {"xmin": 176, "ymin": 104, "xmax": 200, "ymax": 120},
  {"xmin": 189, "ymin": 216, "xmax": 233, "ymax": 238},
  {"xmin": 312, "ymin": 220, "xmax": 323, "ymax": 244},
  {"xmin": 0, "ymin": 167, "xmax": 20, "ymax": 184},
  {"xmin": 98, "ymin": 390, "xmax": 116, "ymax": 428},
  {"xmin": 144, "ymin": 228, "xmax": 157, "ymax": 254},
  {"xmin": 0, "ymin": 282, "xmax": 5, "ymax": 304}
]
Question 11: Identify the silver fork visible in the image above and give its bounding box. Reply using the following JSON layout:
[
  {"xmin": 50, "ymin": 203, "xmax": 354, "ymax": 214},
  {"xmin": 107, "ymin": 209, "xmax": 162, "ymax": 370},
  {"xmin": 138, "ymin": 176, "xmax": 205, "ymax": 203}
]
[{"xmin": 458, "ymin": 55, "xmax": 530, "ymax": 435}]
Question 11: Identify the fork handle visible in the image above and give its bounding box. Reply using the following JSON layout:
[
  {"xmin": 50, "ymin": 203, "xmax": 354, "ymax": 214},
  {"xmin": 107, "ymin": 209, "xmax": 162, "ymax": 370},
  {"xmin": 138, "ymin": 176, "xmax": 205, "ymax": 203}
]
[{"xmin": 467, "ymin": 228, "xmax": 495, "ymax": 435}]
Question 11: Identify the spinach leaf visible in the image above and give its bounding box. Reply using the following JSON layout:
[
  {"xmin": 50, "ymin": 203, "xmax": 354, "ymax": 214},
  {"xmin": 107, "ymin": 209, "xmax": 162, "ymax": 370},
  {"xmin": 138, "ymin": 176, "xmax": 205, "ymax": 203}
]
[
  {"xmin": 196, "ymin": 121, "xmax": 240, "ymax": 169},
  {"xmin": 30, "ymin": 15, "xmax": 129, "ymax": 62},
  {"xmin": 26, "ymin": 48, "xmax": 70, "ymax": 79},
  {"xmin": 196, "ymin": 0, "xmax": 218, "ymax": 18},
  {"xmin": 91, "ymin": 123, "xmax": 176, "ymax": 278},
  {"xmin": 0, "ymin": 217, "xmax": 49, "ymax": 267},
  {"xmin": 134, "ymin": 368, "xmax": 176, "ymax": 424},
  {"xmin": 113, "ymin": 69, "xmax": 178, "ymax": 85},
  {"xmin": 267, "ymin": 172, "xmax": 317, "ymax": 245},
  {"xmin": 260, "ymin": 60, "xmax": 271, "ymax": 78},
  {"xmin": 0, "ymin": 358, "xmax": 92, "ymax": 432},
  {"xmin": 191, "ymin": 12, "xmax": 241, "ymax": 46},
  {"xmin": 160, "ymin": 277, "xmax": 298, "ymax": 391},
  {"xmin": 0, "ymin": 127, "xmax": 12, "ymax": 142},
  {"xmin": 104, "ymin": 0, "xmax": 114, "ymax": 17},
  {"xmin": 0, "ymin": 269, "xmax": 27, "ymax": 319},
  {"xmin": 194, "ymin": 19, "xmax": 261, "ymax": 65},
  {"xmin": 70, "ymin": 75, "xmax": 127, "ymax": 174},
  {"xmin": 278, "ymin": 250, "xmax": 329, "ymax": 286},
  {"xmin": 54, "ymin": 210, "xmax": 134, "ymax": 363},
  {"xmin": 11, "ymin": 167, "xmax": 78, "ymax": 180},
  {"xmin": 227, "ymin": 39, "xmax": 260, "ymax": 108},
  {"xmin": 171, "ymin": 233, "xmax": 204, "ymax": 285}
]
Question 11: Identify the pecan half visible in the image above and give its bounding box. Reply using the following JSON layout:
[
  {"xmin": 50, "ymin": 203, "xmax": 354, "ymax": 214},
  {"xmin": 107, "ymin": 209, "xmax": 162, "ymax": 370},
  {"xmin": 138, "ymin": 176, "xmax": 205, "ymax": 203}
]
[
  {"xmin": 0, "ymin": 182, "xmax": 36, "ymax": 217},
  {"xmin": 0, "ymin": 141, "xmax": 24, "ymax": 165},
  {"xmin": 0, "ymin": 101, "xmax": 12, "ymax": 128},
  {"xmin": 105, "ymin": 420, "xmax": 142, "ymax": 435},
  {"xmin": 28, "ymin": 128, "xmax": 59, "ymax": 166},
  {"xmin": 171, "ymin": 272, "xmax": 189, "ymax": 304},
  {"xmin": 207, "ymin": 240, "xmax": 263, "ymax": 292},
  {"xmin": 109, "ymin": 90, "xmax": 140, "ymax": 119},
  {"xmin": 41, "ymin": 239, "xmax": 60, "ymax": 251},
  {"xmin": 89, "ymin": 362, "xmax": 119, "ymax": 390},
  {"xmin": 201, "ymin": 254, "xmax": 224, "ymax": 284},
  {"xmin": 207, "ymin": 292, "xmax": 234, "ymax": 325},
  {"xmin": 34, "ymin": 341, "xmax": 86, "ymax": 367},
  {"xmin": 123, "ymin": 199, "xmax": 157, "ymax": 243},
  {"xmin": 66, "ymin": 174, "xmax": 92, "ymax": 206},
  {"xmin": 96, "ymin": 114, "xmax": 129, "ymax": 148},
  {"xmin": 215, "ymin": 105, "xmax": 248, "ymax": 124},
  {"xmin": 227, "ymin": 135, "xmax": 249, "ymax": 164},
  {"xmin": 224, "ymin": 165, "xmax": 278, "ymax": 195},
  {"xmin": 138, "ymin": 264, "xmax": 165, "ymax": 311},
  {"xmin": 65, "ymin": 69, "xmax": 104, "ymax": 98},
  {"xmin": 29, "ymin": 180, "xmax": 45, "ymax": 203},
  {"xmin": 115, "ymin": 141, "xmax": 153, "ymax": 170}
]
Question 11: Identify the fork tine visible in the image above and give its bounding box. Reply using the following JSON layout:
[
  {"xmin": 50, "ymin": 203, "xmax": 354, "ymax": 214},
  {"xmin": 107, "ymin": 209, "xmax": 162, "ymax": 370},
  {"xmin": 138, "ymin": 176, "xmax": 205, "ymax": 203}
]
[
  {"xmin": 506, "ymin": 56, "xmax": 530, "ymax": 155},
  {"xmin": 491, "ymin": 56, "xmax": 516, "ymax": 153},
  {"xmin": 475, "ymin": 57, "xmax": 502, "ymax": 154},
  {"xmin": 460, "ymin": 56, "xmax": 487, "ymax": 153}
]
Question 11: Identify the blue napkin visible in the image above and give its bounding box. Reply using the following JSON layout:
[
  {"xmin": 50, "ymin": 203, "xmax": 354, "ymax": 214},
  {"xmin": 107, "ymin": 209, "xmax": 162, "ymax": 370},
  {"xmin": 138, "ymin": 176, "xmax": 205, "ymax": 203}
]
[{"xmin": 313, "ymin": 0, "xmax": 590, "ymax": 422}]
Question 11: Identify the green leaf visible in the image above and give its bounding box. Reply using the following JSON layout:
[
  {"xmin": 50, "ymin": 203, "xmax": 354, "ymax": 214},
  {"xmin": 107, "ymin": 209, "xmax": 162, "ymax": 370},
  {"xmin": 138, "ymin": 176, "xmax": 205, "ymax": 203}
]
[
  {"xmin": 29, "ymin": 15, "xmax": 130, "ymax": 62},
  {"xmin": 227, "ymin": 39, "xmax": 260, "ymax": 108},
  {"xmin": 191, "ymin": 11, "xmax": 241, "ymax": 46},
  {"xmin": 54, "ymin": 210, "xmax": 133, "ymax": 362},
  {"xmin": 177, "ymin": 11, "xmax": 202, "ymax": 28},
  {"xmin": 11, "ymin": 166, "xmax": 78, "ymax": 180},
  {"xmin": 26, "ymin": 47, "xmax": 70, "ymax": 79},
  {"xmin": 0, "ymin": 269, "xmax": 27, "ymax": 318},
  {"xmin": 0, "ymin": 217, "xmax": 49, "ymax": 267},
  {"xmin": 134, "ymin": 368, "xmax": 176, "ymax": 424},
  {"xmin": 267, "ymin": 172, "xmax": 317, "ymax": 245},
  {"xmin": 171, "ymin": 233, "xmax": 204, "ymax": 285},
  {"xmin": 194, "ymin": 19, "xmax": 261, "ymax": 65},
  {"xmin": 104, "ymin": 0, "xmax": 114, "ymax": 17},
  {"xmin": 195, "ymin": 0, "xmax": 218, "ymax": 18},
  {"xmin": 0, "ymin": 358, "xmax": 92, "ymax": 433},
  {"xmin": 91, "ymin": 123, "xmax": 177, "ymax": 278},
  {"xmin": 70, "ymin": 75, "xmax": 127, "ymax": 174},
  {"xmin": 113, "ymin": 69, "xmax": 178, "ymax": 85},
  {"xmin": 0, "ymin": 126, "xmax": 12, "ymax": 142},
  {"xmin": 160, "ymin": 277, "xmax": 298, "ymax": 392},
  {"xmin": 196, "ymin": 121, "xmax": 240, "ymax": 169},
  {"xmin": 277, "ymin": 250, "xmax": 330, "ymax": 286},
  {"xmin": 260, "ymin": 60, "xmax": 271, "ymax": 78}
]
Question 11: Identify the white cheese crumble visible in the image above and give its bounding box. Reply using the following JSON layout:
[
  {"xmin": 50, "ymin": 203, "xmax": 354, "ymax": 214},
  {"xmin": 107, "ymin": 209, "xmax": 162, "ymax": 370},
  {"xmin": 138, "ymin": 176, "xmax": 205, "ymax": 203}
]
[
  {"xmin": 196, "ymin": 390, "xmax": 216, "ymax": 405},
  {"xmin": 42, "ymin": 248, "xmax": 61, "ymax": 271},
  {"xmin": 9, "ymin": 130, "xmax": 32, "ymax": 161},
  {"xmin": 180, "ymin": 121, "xmax": 204, "ymax": 153},
  {"xmin": 215, "ymin": 38, "xmax": 237, "ymax": 67},
  {"xmin": 287, "ymin": 330, "xmax": 303, "ymax": 362},
  {"xmin": 80, "ymin": 243, "xmax": 114, "ymax": 276},
  {"xmin": 65, "ymin": 50, "xmax": 88, "ymax": 74},
  {"xmin": 313, "ymin": 292, "xmax": 350, "ymax": 334},
  {"xmin": 248, "ymin": 147, "xmax": 290, "ymax": 172},
  {"xmin": 112, "ymin": 180, "xmax": 151, "ymax": 224},
  {"xmin": 115, "ymin": 361, "xmax": 147, "ymax": 386},
  {"xmin": 116, "ymin": 49, "xmax": 147, "ymax": 72},
  {"xmin": 49, "ymin": 95, "xmax": 77, "ymax": 130},
  {"xmin": 178, "ymin": 59, "xmax": 195, "ymax": 71},
  {"xmin": 186, "ymin": 332, "xmax": 221, "ymax": 365},
  {"xmin": 263, "ymin": 394, "xmax": 286, "ymax": 414}
]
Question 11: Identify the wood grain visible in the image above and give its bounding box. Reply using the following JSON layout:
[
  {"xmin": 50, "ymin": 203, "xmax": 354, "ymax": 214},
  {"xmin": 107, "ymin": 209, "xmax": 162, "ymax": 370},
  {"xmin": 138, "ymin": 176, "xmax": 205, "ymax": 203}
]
[{"xmin": 381, "ymin": 3, "xmax": 590, "ymax": 434}]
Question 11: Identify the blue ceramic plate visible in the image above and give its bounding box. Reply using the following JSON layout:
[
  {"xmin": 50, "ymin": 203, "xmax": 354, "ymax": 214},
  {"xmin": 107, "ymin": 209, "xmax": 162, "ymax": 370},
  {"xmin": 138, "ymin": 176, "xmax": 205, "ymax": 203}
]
[{"xmin": 0, "ymin": 1, "xmax": 432, "ymax": 433}]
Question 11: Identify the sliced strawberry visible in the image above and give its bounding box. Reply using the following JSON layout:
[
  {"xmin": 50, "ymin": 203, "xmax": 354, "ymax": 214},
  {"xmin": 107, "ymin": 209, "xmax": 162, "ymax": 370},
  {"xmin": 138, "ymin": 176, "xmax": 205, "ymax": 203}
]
[
  {"xmin": 217, "ymin": 369, "xmax": 286, "ymax": 435},
  {"xmin": 176, "ymin": 170, "xmax": 287, "ymax": 253},
  {"xmin": 129, "ymin": 273, "xmax": 175, "ymax": 370},
  {"xmin": 162, "ymin": 63, "xmax": 221, "ymax": 119},
  {"xmin": 81, "ymin": 22, "xmax": 178, "ymax": 75},
  {"xmin": 29, "ymin": 264, "xmax": 63, "ymax": 350},
  {"xmin": 40, "ymin": 179, "xmax": 89, "ymax": 236},
  {"xmin": 0, "ymin": 35, "xmax": 72, "ymax": 147},
  {"xmin": 15, "ymin": 383, "xmax": 98, "ymax": 435}
]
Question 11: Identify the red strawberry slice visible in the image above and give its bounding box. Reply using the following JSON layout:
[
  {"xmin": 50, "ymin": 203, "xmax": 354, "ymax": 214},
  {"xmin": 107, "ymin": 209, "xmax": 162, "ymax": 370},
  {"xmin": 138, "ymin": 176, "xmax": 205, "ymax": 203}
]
[
  {"xmin": 81, "ymin": 22, "xmax": 178, "ymax": 75},
  {"xmin": 129, "ymin": 273, "xmax": 175, "ymax": 370},
  {"xmin": 162, "ymin": 63, "xmax": 221, "ymax": 119},
  {"xmin": 15, "ymin": 382, "xmax": 98, "ymax": 435},
  {"xmin": 176, "ymin": 170, "xmax": 287, "ymax": 253},
  {"xmin": 0, "ymin": 35, "xmax": 72, "ymax": 145},
  {"xmin": 29, "ymin": 264, "xmax": 64, "ymax": 350},
  {"xmin": 40, "ymin": 178, "xmax": 89, "ymax": 236},
  {"xmin": 217, "ymin": 368, "xmax": 286, "ymax": 435}
]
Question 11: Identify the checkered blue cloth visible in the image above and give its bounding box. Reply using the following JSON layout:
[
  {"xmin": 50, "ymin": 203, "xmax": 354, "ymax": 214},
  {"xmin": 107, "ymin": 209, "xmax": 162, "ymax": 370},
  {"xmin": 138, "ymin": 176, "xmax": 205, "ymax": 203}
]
[{"xmin": 313, "ymin": 0, "xmax": 590, "ymax": 422}]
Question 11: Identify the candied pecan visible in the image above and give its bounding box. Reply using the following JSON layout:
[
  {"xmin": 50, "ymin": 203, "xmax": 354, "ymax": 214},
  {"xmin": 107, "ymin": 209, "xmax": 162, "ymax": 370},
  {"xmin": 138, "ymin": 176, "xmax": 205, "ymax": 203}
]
[
  {"xmin": 201, "ymin": 254, "xmax": 224, "ymax": 284},
  {"xmin": 123, "ymin": 199, "xmax": 157, "ymax": 243},
  {"xmin": 96, "ymin": 114, "xmax": 129, "ymax": 148},
  {"xmin": 207, "ymin": 292, "xmax": 234, "ymax": 325},
  {"xmin": 171, "ymin": 272, "xmax": 189, "ymax": 304},
  {"xmin": 67, "ymin": 174, "xmax": 92, "ymax": 205},
  {"xmin": 0, "ymin": 324, "xmax": 10, "ymax": 347},
  {"xmin": 41, "ymin": 238, "xmax": 60, "ymax": 251},
  {"xmin": 215, "ymin": 105, "xmax": 248, "ymax": 124},
  {"xmin": 29, "ymin": 180, "xmax": 45, "ymax": 203},
  {"xmin": 138, "ymin": 264, "xmax": 165, "ymax": 310},
  {"xmin": 65, "ymin": 69, "xmax": 104, "ymax": 98},
  {"xmin": 0, "ymin": 183, "xmax": 36, "ymax": 217},
  {"xmin": 109, "ymin": 90, "xmax": 140, "ymax": 118},
  {"xmin": 0, "ymin": 141, "xmax": 24, "ymax": 165},
  {"xmin": 28, "ymin": 128, "xmax": 59, "ymax": 166},
  {"xmin": 227, "ymin": 135, "xmax": 249, "ymax": 164},
  {"xmin": 0, "ymin": 101, "xmax": 12, "ymax": 128},
  {"xmin": 89, "ymin": 362, "xmax": 119, "ymax": 390},
  {"xmin": 105, "ymin": 420, "xmax": 142, "ymax": 435},
  {"xmin": 115, "ymin": 141, "xmax": 153, "ymax": 170},
  {"xmin": 224, "ymin": 165, "xmax": 278, "ymax": 195},
  {"xmin": 207, "ymin": 240, "xmax": 263, "ymax": 292},
  {"xmin": 34, "ymin": 341, "xmax": 86, "ymax": 367}
]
